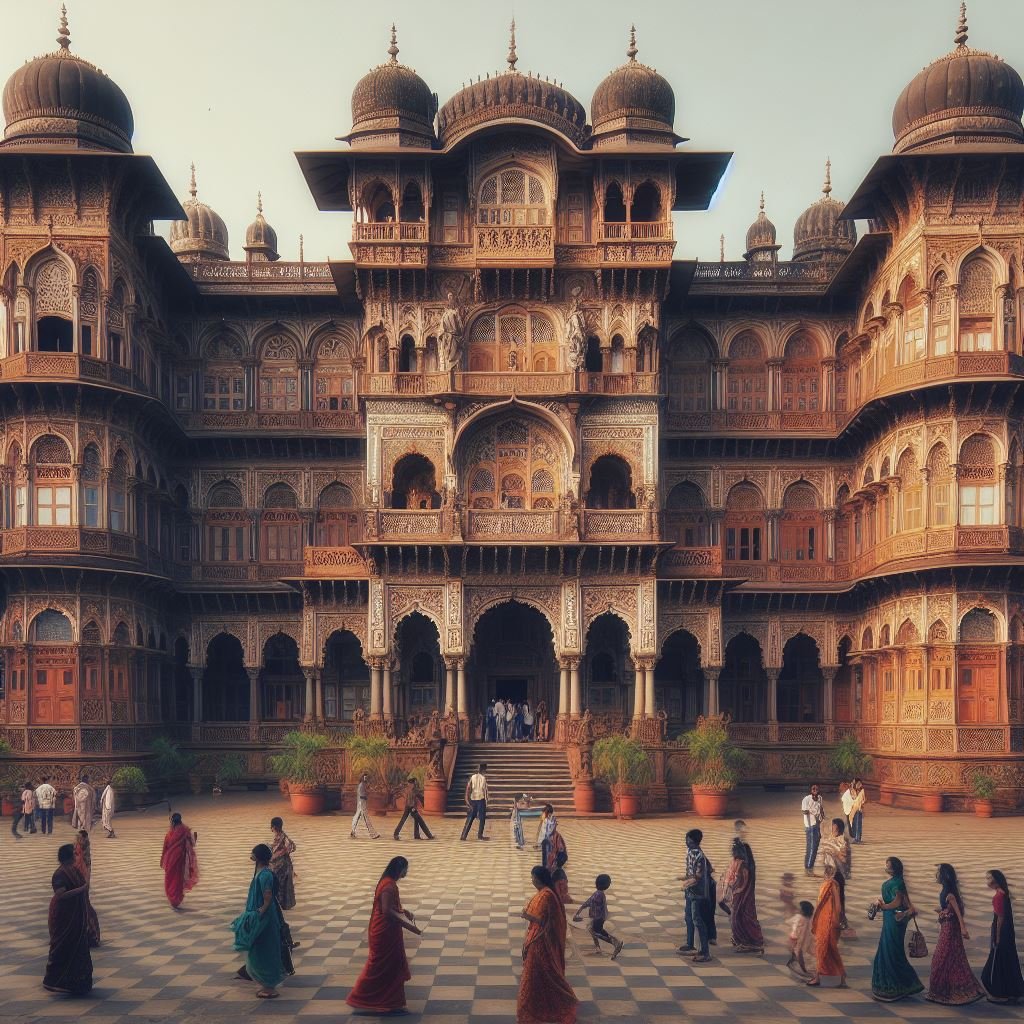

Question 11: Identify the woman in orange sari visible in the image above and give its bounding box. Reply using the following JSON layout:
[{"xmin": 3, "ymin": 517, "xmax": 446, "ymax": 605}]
[
  {"xmin": 809, "ymin": 863, "xmax": 847, "ymax": 988},
  {"xmin": 517, "ymin": 865, "xmax": 578, "ymax": 1024},
  {"xmin": 160, "ymin": 812, "xmax": 199, "ymax": 909},
  {"xmin": 346, "ymin": 856, "xmax": 421, "ymax": 1014}
]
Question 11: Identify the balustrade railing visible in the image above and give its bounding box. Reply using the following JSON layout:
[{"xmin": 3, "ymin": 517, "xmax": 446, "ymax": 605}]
[
  {"xmin": 187, "ymin": 261, "xmax": 333, "ymax": 283},
  {"xmin": 177, "ymin": 408, "xmax": 361, "ymax": 431},
  {"xmin": 475, "ymin": 225, "xmax": 554, "ymax": 262},
  {"xmin": 0, "ymin": 352, "xmax": 150, "ymax": 395},
  {"xmin": 466, "ymin": 508, "xmax": 559, "ymax": 539},
  {"xmin": 352, "ymin": 222, "xmax": 427, "ymax": 242},
  {"xmin": 364, "ymin": 508, "xmax": 450, "ymax": 541},
  {"xmin": 303, "ymin": 545, "xmax": 368, "ymax": 578},
  {"xmin": 583, "ymin": 509, "xmax": 657, "ymax": 540},
  {"xmin": 583, "ymin": 372, "xmax": 659, "ymax": 394},
  {"xmin": 598, "ymin": 221, "xmax": 672, "ymax": 241}
]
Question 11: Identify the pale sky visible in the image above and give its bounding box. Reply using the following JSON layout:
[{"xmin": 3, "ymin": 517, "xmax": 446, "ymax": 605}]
[{"xmin": 3, "ymin": 0, "xmax": 1023, "ymax": 263}]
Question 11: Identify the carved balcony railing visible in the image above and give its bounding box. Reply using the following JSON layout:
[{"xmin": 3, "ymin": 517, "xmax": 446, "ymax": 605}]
[
  {"xmin": 0, "ymin": 527, "xmax": 172, "ymax": 574},
  {"xmin": 583, "ymin": 509, "xmax": 658, "ymax": 540},
  {"xmin": 171, "ymin": 561, "xmax": 304, "ymax": 584},
  {"xmin": 0, "ymin": 352, "xmax": 151, "ymax": 395},
  {"xmin": 363, "ymin": 372, "xmax": 452, "ymax": 396},
  {"xmin": 664, "ymin": 408, "xmax": 849, "ymax": 436},
  {"xmin": 361, "ymin": 370, "xmax": 660, "ymax": 398},
  {"xmin": 598, "ymin": 221, "xmax": 672, "ymax": 241},
  {"xmin": 659, "ymin": 545, "xmax": 722, "ymax": 578},
  {"xmin": 364, "ymin": 508, "xmax": 453, "ymax": 542},
  {"xmin": 455, "ymin": 371, "xmax": 574, "ymax": 395},
  {"xmin": 475, "ymin": 225, "xmax": 554, "ymax": 265},
  {"xmin": 186, "ymin": 260, "xmax": 335, "ymax": 293},
  {"xmin": 693, "ymin": 261, "xmax": 833, "ymax": 284},
  {"xmin": 583, "ymin": 372, "xmax": 659, "ymax": 395},
  {"xmin": 466, "ymin": 508, "xmax": 560, "ymax": 540},
  {"xmin": 352, "ymin": 222, "xmax": 428, "ymax": 242},
  {"xmin": 303, "ymin": 545, "xmax": 369, "ymax": 579},
  {"xmin": 177, "ymin": 409, "xmax": 361, "ymax": 432}
]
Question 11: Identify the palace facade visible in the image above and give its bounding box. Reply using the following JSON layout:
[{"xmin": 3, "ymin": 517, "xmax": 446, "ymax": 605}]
[{"xmin": 2, "ymin": 9, "xmax": 1024, "ymax": 808}]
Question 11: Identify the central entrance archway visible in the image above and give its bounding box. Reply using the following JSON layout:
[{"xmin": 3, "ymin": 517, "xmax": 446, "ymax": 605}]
[{"xmin": 469, "ymin": 601, "xmax": 558, "ymax": 733}]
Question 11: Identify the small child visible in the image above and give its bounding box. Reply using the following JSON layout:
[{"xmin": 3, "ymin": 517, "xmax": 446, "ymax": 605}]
[
  {"xmin": 552, "ymin": 867, "xmax": 575, "ymax": 906},
  {"xmin": 786, "ymin": 900, "xmax": 814, "ymax": 976},
  {"xmin": 574, "ymin": 874, "xmax": 623, "ymax": 960}
]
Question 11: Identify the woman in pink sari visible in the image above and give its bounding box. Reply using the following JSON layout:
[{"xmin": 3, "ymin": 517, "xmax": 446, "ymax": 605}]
[{"xmin": 160, "ymin": 812, "xmax": 199, "ymax": 909}]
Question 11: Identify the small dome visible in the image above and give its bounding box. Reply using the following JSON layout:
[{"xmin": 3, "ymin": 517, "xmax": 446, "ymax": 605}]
[
  {"xmin": 744, "ymin": 192, "xmax": 779, "ymax": 261},
  {"xmin": 244, "ymin": 192, "xmax": 279, "ymax": 262},
  {"xmin": 168, "ymin": 165, "xmax": 229, "ymax": 262},
  {"xmin": 437, "ymin": 22, "xmax": 587, "ymax": 148},
  {"xmin": 348, "ymin": 26, "xmax": 436, "ymax": 148},
  {"xmin": 1, "ymin": 9, "xmax": 134, "ymax": 152},
  {"xmin": 892, "ymin": 4, "xmax": 1024, "ymax": 154},
  {"xmin": 591, "ymin": 28, "xmax": 675, "ymax": 144},
  {"xmin": 792, "ymin": 161, "xmax": 858, "ymax": 262}
]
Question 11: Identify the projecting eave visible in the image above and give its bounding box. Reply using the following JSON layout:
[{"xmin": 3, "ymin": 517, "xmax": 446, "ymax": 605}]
[
  {"xmin": 662, "ymin": 260, "xmax": 698, "ymax": 313},
  {"xmin": 328, "ymin": 261, "xmax": 361, "ymax": 310},
  {"xmin": 823, "ymin": 231, "xmax": 893, "ymax": 299}
]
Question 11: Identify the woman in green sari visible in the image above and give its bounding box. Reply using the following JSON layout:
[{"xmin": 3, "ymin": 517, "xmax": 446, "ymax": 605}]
[
  {"xmin": 230, "ymin": 844, "xmax": 284, "ymax": 999},
  {"xmin": 871, "ymin": 856, "xmax": 923, "ymax": 1002}
]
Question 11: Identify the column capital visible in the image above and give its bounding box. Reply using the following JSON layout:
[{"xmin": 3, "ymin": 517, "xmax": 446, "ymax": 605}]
[{"xmin": 560, "ymin": 656, "xmax": 581, "ymax": 670}]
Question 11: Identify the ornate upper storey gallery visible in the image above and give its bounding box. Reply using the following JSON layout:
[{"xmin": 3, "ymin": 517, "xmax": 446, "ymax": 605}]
[{"xmin": 1, "ymin": 6, "xmax": 1023, "ymax": 808}]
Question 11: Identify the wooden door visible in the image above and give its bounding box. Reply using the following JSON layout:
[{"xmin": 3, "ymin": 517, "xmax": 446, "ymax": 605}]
[{"xmin": 32, "ymin": 656, "xmax": 76, "ymax": 724}]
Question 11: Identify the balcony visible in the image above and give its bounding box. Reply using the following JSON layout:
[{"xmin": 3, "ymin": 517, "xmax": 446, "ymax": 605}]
[
  {"xmin": 0, "ymin": 527, "xmax": 174, "ymax": 575},
  {"xmin": 583, "ymin": 372, "xmax": 659, "ymax": 395},
  {"xmin": 177, "ymin": 408, "xmax": 361, "ymax": 433},
  {"xmin": 475, "ymin": 225, "xmax": 554, "ymax": 266},
  {"xmin": 186, "ymin": 260, "xmax": 335, "ymax": 294},
  {"xmin": 363, "ymin": 509, "xmax": 452, "ymax": 542},
  {"xmin": 0, "ymin": 352, "xmax": 149, "ymax": 394},
  {"xmin": 466, "ymin": 508, "xmax": 560, "ymax": 540},
  {"xmin": 598, "ymin": 221, "xmax": 672, "ymax": 241},
  {"xmin": 659, "ymin": 546, "xmax": 722, "ymax": 578},
  {"xmin": 303, "ymin": 546, "xmax": 369, "ymax": 579},
  {"xmin": 350, "ymin": 222, "xmax": 429, "ymax": 267},
  {"xmin": 456, "ymin": 371, "xmax": 574, "ymax": 396},
  {"xmin": 363, "ymin": 372, "xmax": 452, "ymax": 396},
  {"xmin": 583, "ymin": 509, "xmax": 659, "ymax": 541}
]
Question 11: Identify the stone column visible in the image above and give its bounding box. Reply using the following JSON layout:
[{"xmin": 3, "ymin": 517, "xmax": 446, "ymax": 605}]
[
  {"xmin": 247, "ymin": 667, "xmax": 260, "ymax": 723},
  {"xmin": 558, "ymin": 661, "xmax": 570, "ymax": 718},
  {"xmin": 823, "ymin": 507, "xmax": 837, "ymax": 562},
  {"xmin": 303, "ymin": 667, "xmax": 314, "ymax": 722},
  {"xmin": 569, "ymin": 659, "xmax": 582, "ymax": 717},
  {"xmin": 315, "ymin": 669, "xmax": 325, "ymax": 721},
  {"xmin": 767, "ymin": 668, "xmax": 779, "ymax": 726},
  {"xmin": 443, "ymin": 658, "xmax": 456, "ymax": 715},
  {"xmin": 633, "ymin": 664, "xmax": 645, "ymax": 719},
  {"xmin": 704, "ymin": 667, "xmax": 720, "ymax": 717},
  {"xmin": 382, "ymin": 662, "xmax": 393, "ymax": 719},
  {"xmin": 644, "ymin": 659, "xmax": 656, "ymax": 717},
  {"xmin": 457, "ymin": 661, "xmax": 467, "ymax": 719},
  {"xmin": 767, "ymin": 509, "xmax": 782, "ymax": 561},
  {"xmin": 822, "ymin": 665, "xmax": 837, "ymax": 725},
  {"xmin": 369, "ymin": 661, "xmax": 382, "ymax": 717},
  {"xmin": 190, "ymin": 666, "xmax": 204, "ymax": 724}
]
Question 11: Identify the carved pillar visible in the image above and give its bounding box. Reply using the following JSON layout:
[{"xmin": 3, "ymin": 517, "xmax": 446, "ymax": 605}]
[
  {"xmin": 443, "ymin": 658, "xmax": 456, "ymax": 715},
  {"xmin": 704, "ymin": 667, "xmax": 720, "ymax": 717},
  {"xmin": 951, "ymin": 463, "xmax": 962, "ymax": 526},
  {"xmin": 382, "ymin": 661, "xmax": 393, "ymax": 719},
  {"xmin": 821, "ymin": 357, "xmax": 836, "ymax": 413},
  {"xmin": 189, "ymin": 666, "xmax": 203, "ymax": 724},
  {"xmin": 708, "ymin": 507, "xmax": 725, "ymax": 547},
  {"xmin": 767, "ymin": 668, "xmax": 779, "ymax": 729},
  {"xmin": 558, "ymin": 660, "xmax": 570, "ymax": 718},
  {"xmin": 767, "ymin": 509, "xmax": 782, "ymax": 561},
  {"xmin": 822, "ymin": 665, "xmax": 837, "ymax": 729},
  {"xmin": 823, "ymin": 507, "xmax": 837, "ymax": 561},
  {"xmin": 247, "ymin": 667, "xmax": 260, "ymax": 723},
  {"xmin": 369, "ymin": 660, "xmax": 382, "ymax": 717},
  {"xmin": 948, "ymin": 283, "xmax": 960, "ymax": 352},
  {"xmin": 643, "ymin": 658, "xmax": 656, "ymax": 716},
  {"xmin": 632, "ymin": 663, "xmax": 645, "ymax": 719},
  {"xmin": 711, "ymin": 359, "xmax": 728, "ymax": 411},
  {"xmin": 457, "ymin": 660, "xmax": 467, "ymax": 719},
  {"xmin": 303, "ymin": 667, "xmax": 314, "ymax": 722},
  {"xmin": 315, "ymin": 669, "xmax": 325, "ymax": 721},
  {"xmin": 766, "ymin": 358, "xmax": 783, "ymax": 411},
  {"xmin": 996, "ymin": 283, "xmax": 1011, "ymax": 352},
  {"xmin": 569, "ymin": 658, "xmax": 582, "ymax": 717}
]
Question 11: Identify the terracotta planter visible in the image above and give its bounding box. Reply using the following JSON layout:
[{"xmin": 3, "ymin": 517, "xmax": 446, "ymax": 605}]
[
  {"xmin": 573, "ymin": 781, "xmax": 595, "ymax": 814},
  {"xmin": 922, "ymin": 792, "xmax": 944, "ymax": 813},
  {"xmin": 974, "ymin": 798, "xmax": 994, "ymax": 818},
  {"xmin": 288, "ymin": 785, "xmax": 326, "ymax": 815},
  {"xmin": 2, "ymin": 796, "xmax": 16, "ymax": 816},
  {"xmin": 616, "ymin": 786, "xmax": 640, "ymax": 819},
  {"xmin": 278, "ymin": 778, "xmax": 289, "ymax": 796},
  {"xmin": 423, "ymin": 779, "xmax": 447, "ymax": 815},
  {"xmin": 692, "ymin": 786, "xmax": 729, "ymax": 818}
]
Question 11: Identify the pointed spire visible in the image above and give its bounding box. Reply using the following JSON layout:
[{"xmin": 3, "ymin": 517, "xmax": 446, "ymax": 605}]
[
  {"xmin": 627, "ymin": 25, "xmax": 638, "ymax": 62},
  {"xmin": 188, "ymin": 163, "xmax": 197, "ymax": 199},
  {"xmin": 57, "ymin": 4, "xmax": 71, "ymax": 51},
  {"xmin": 823, "ymin": 158, "xmax": 832, "ymax": 197},
  {"xmin": 257, "ymin": 191, "xmax": 263, "ymax": 215},
  {"xmin": 387, "ymin": 23, "xmax": 400, "ymax": 64},
  {"xmin": 955, "ymin": 2, "xmax": 968, "ymax": 47},
  {"xmin": 507, "ymin": 19, "xmax": 518, "ymax": 72},
  {"xmin": 299, "ymin": 234, "xmax": 305, "ymax": 262},
  {"xmin": 719, "ymin": 234, "xmax": 725, "ymax": 262},
  {"xmin": 759, "ymin": 190, "xmax": 766, "ymax": 214}
]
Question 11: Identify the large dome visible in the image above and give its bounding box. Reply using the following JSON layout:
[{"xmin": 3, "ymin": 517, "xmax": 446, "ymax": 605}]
[
  {"xmin": 437, "ymin": 22, "xmax": 587, "ymax": 148},
  {"xmin": 892, "ymin": 5, "xmax": 1024, "ymax": 154},
  {"xmin": 168, "ymin": 165, "xmax": 230, "ymax": 262},
  {"xmin": 348, "ymin": 27, "xmax": 435, "ymax": 148},
  {"xmin": 1, "ymin": 10, "xmax": 134, "ymax": 153},
  {"xmin": 792, "ymin": 161, "xmax": 857, "ymax": 262},
  {"xmin": 591, "ymin": 28, "xmax": 675, "ymax": 145}
]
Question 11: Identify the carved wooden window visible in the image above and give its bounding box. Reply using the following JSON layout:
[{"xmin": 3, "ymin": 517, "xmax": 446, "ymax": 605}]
[
  {"xmin": 958, "ymin": 257, "xmax": 995, "ymax": 352},
  {"xmin": 81, "ymin": 445, "xmax": 101, "ymax": 528},
  {"xmin": 902, "ymin": 304, "xmax": 925, "ymax": 362},
  {"xmin": 724, "ymin": 482, "xmax": 764, "ymax": 561},
  {"xmin": 958, "ymin": 434, "xmax": 996, "ymax": 525},
  {"xmin": 780, "ymin": 483, "xmax": 820, "ymax": 562},
  {"xmin": 477, "ymin": 168, "xmax": 549, "ymax": 226},
  {"xmin": 30, "ymin": 434, "xmax": 72, "ymax": 527},
  {"xmin": 467, "ymin": 308, "xmax": 557, "ymax": 373},
  {"xmin": 206, "ymin": 481, "xmax": 247, "ymax": 562},
  {"xmin": 565, "ymin": 190, "xmax": 586, "ymax": 243},
  {"xmin": 667, "ymin": 331, "xmax": 711, "ymax": 413},
  {"xmin": 442, "ymin": 192, "xmax": 461, "ymax": 243},
  {"xmin": 726, "ymin": 332, "xmax": 766, "ymax": 412},
  {"xmin": 262, "ymin": 484, "xmax": 300, "ymax": 561},
  {"xmin": 79, "ymin": 267, "xmax": 99, "ymax": 356},
  {"xmin": 313, "ymin": 335, "xmax": 354, "ymax": 412},
  {"xmin": 896, "ymin": 449, "xmax": 921, "ymax": 531},
  {"xmin": 464, "ymin": 415, "xmax": 561, "ymax": 510},
  {"xmin": 316, "ymin": 482, "xmax": 358, "ymax": 546},
  {"xmin": 33, "ymin": 485, "xmax": 72, "ymax": 531},
  {"xmin": 931, "ymin": 272, "xmax": 951, "ymax": 356},
  {"xmin": 781, "ymin": 333, "xmax": 819, "ymax": 412},
  {"xmin": 928, "ymin": 442, "xmax": 951, "ymax": 526},
  {"xmin": 958, "ymin": 653, "xmax": 999, "ymax": 723},
  {"xmin": 666, "ymin": 482, "xmax": 707, "ymax": 546},
  {"xmin": 259, "ymin": 335, "xmax": 299, "ymax": 412},
  {"xmin": 203, "ymin": 336, "xmax": 245, "ymax": 412}
]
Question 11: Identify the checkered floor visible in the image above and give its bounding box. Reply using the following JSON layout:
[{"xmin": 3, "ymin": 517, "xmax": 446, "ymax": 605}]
[{"xmin": 2, "ymin": 790, "xmax": 1022, "ymax": 1023}]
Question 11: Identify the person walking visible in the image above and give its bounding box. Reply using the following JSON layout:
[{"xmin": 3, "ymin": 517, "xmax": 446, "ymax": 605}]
[
  {"xmin": 160, "ymin": 812, "xmax": 199, "ymax": 909},
  {"xmin": 71, "ymin": 775, "xmax": 95, "ymax": 832},
  {"xmin": 539, "ymin": 804, "xmax": 558, "ymax": 870},
  {"xmin": 12, "ymin": 779, "xmax": 36, "ymax": 836},
  {"xmin": 786, "ymin": 900, "xmax": 814, "ymax": 978},
  {"xmin": 485, "ymin": 699, "xmax": 497, "ymax": 742},
  {"xmin": 230, "ymin": 844, "xmax": 284, "ymax": 999},
  {"xmin": 73, "ymin": 829, "xmax": 101, "ymax": 947},
  {"xmin": 43, "ymin": 844, "xmax": 92, "ymax": 996},
  {"xmin": 269, "ymin": 817, "xmax": 297, "ymax": 910},
  {"xmin": 460, "ymin": 763, "xmax": 489, "ymax": 841},
  {"xmin": 821, "ymin": 817, "xmax": 853, "ymax": 880},
  {"xmin": 99, "ymin": 781, "xmax": 116, "ymax": 839},
  {"xmin": 981, "ymin": 869, "xmax": 1024, "ymax": 1003},
  {"xmin": 924, "ymin": 863, "xmax": 983, "ymax": 1005},
  {"xmin": 522, "ymin": 701, "xmax": 534, "ymax": 741},
  {"xmin": 871, "ymin": 856, "xmax": 924, "ymax": 1001},
  {"xmin": 677, "ymin": 828, "xmax": 713, "ymax": 963},
  {"xmin": 495, "ymin": 700, "xmax": 507, "ymax": 743},
  {"xmin": 351, "ymin": 772, "xmax": 381, "ymax": 840},
  {"xmin": 505, "ymin": 700, "xmax": 515, "ymax": 743},
  {"xmin": 727, "ymin": 835, "xmax": 763, "ymax": 953},
  {"xmin": 801, "ymin": 784, "xmax": 825, "ymax": 876},
  {"xmin": 573, "ymin": 874, "xmax": 623, "ymax": 959},
  {"xmin": 346, "ymin": 856, "xmax": 421, "ymax": 1014},
  {"xmin": 848, "ymin": 778, "xmax": 866, "ymax": 843},
  {"xmin": 393, "ymin": 776, "xmax": 434, "ymax": 841},
  {"xmin": 808, "ymin": 863, "xmax": 847, "ymax": 987},
  {"xmin": 35, "ymin": 776, "xmax": 57, "ymax": 835}
]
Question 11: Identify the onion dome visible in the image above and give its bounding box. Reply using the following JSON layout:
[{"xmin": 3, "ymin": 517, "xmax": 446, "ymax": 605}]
[
  {"xmin": 1, "ymin": 7, "xmax": 134, "ymax": 153},
  {"xmin": 744, "ymin": 192, "xmax": 780, "ymax": 262},
  {"xmin": 792, "ymin": 160, "xmax": 858, "ymax": 262},
  {"xmin": 590, "ymin": 27, "xmax": 676, "ymax": 146},
  {"xmin": 348, "ymin": 26, "xmax": 436, "ymax": 148},
  {"xmin": 892, "ymin": 3, "xmax": 1024, "ymax": 154},
  {"xmin": 437, "ymin": 21, "xmax": 587, "ymax": 148},
  {"xmin": 243, "ymin": 192, "xmax": 279, "ymax": 262},
  {"xmin": 168, "ymin": 165, "xmax": 230, "ymax": 262}
]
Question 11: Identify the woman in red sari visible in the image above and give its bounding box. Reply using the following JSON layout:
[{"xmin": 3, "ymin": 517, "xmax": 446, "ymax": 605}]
[
  {"xmin": 160, "ymin": 812, "xmax": 199, "ymax": 909},
  {"xmin": 43, "ymin": 844, "xmax": 92, "ymax": 995},
  {"xmin": 73, "ymin": 829, "xmax": 101, "ymax": 947},
  {"xmin": 517, "ymin": 865, "xmax": 577, "ymax": 1024},
  {"xmin": 346, "ymin": 856, "xmax": 421, "ymax": 1014}
]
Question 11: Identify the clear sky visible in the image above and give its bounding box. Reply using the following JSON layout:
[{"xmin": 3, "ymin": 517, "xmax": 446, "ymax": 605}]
[{"xmin": 3, "ymin": 0, "xmax": 1023, "ymax": 263}]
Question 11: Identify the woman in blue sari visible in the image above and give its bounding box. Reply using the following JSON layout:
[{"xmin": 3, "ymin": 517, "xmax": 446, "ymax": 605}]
[
  {"xmin": 230, "ymin": 844, "xmax": 284, "ymax": 999},
  {"xmin": 871, "ymin": 856, "xmax": 923, "ymax": 1002}
]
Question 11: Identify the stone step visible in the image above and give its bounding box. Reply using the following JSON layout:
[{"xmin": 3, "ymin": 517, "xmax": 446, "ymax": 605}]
[{"xmin": 451, "ymin": 741, "xmax": 576, "ymax": 813}]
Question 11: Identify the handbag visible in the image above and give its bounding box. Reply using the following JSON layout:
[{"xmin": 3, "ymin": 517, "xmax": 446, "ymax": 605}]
[{"xmin": 907, "ymin": 919, "xmax": 928, "ymax": 958}]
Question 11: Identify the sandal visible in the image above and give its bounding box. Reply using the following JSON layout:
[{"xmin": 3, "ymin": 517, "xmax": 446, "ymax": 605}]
[{"xmin": 256, "ymin": 989, "xmax": 278, "ymax": 999}]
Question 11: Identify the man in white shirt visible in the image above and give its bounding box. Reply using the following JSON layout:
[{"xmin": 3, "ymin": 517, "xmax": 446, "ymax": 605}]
[
  {"xmin": 11, "ymin": 780, "xmax": 36, "ymax": 836},
  {"xmin": 350, "ymin": 772, "xmax": 380, "ymax": 839},
  {"xmin": 460, "ymin": 763, "xmax": 489, "ymax": 841},
  {"xmin": 100, "ymin": 782, "xmax": 117, "ymax": 839},
  {"xmin": 35, "ymin": 776, "xmax": 57, "ymax": 834},
  {"xmin": 800, "ymin": 783, "xmax": 825, "ymax": 876},
  {"xmin": 71, "ymin": 774, "xmax": 95, "ymax": 831}
]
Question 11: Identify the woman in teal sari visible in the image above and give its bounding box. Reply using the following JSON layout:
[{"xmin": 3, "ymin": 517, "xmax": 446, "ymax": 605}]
[
  {"xmin": 230, "ymin": 844, "xmax": 284, "ymax": 999},
  {"xmin": 871, "ymin": 856, "xmax": 923, "ymax": 1002}
]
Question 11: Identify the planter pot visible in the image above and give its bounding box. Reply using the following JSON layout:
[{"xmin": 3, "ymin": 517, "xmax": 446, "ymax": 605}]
[
  {"xmin": 692, "ymin": 787, "xmax": 730, "ymax": 818},
  {"xmin": 288, "ymin": 785, "xmax": 326, "ymax": 816},
  {"xmin": 922, "ymin": 792, "xmax": 944, "ymax": 813},
  {"xmin": 278, "ymin": 779, "xmax": 289, "ymax": 796},
  {"xmin": 573, "ymin": 781, "xmax": 595, "ymax": 815},
  {"xmin": 423, "ymin": 779, "xmax": 447, "ymax": 815},
  {"xmin": 974, "ymin": 798, "xmax": 994, "ymax": 818},
  {"xmin": 2, "ymin": 796, "xmax": 16, "ymax": 816},
  {"xmin": 616, "ymin": 786, "xmax": 640, "ymax": 819}
]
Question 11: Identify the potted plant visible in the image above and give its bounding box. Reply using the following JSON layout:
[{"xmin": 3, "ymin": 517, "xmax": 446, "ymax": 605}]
[
  {"xmin": 828, "ymin": 734, "xmax": 872, "ymax": 786},
  {"xmin": 111, "ymin": 765, "xmax": 149, "ymax": 808},
  {"xmin": 347, "ymin": 735, "xmax": 405, "ymax": 815},
  {"xmin": 268, "ymin": 731, "xmax": 329, "ymax": 814},
  {"xmin": 148, "ymin": 736, "xmax": 196, "ymax": 797},
  {"xmin": 212, "ymin": 753, "xmax": 246, "ymax": 795},
  {"xmin": 971, "ymin": 771, "xmax": 996, "ymax": 818},
  {"xmin": 592, "ymin": 735, "xmax": 653, "ymax": 819},
  {"xmin": 0, "ymin": 766, "xmax": 20, "ymax": 817},
  {"xmin": 680, "ymin": 714, "xmax": 750, "ymax": 818}
]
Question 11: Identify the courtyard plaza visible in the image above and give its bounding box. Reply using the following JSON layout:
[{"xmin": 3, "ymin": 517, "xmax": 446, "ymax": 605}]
[{"xmin": 1, "ymin": 791, "xmax": 1022, "ymax": 1024}]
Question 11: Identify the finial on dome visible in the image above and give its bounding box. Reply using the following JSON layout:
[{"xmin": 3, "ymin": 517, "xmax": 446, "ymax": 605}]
[
  {"xmin": 720, "ymin": 234, "xmax": 725, "ymax": 262},
  {"xmin": 57, "ymin": 4, "xmax": 71, "ymax": 51},
  {"xmin": 299, "ymin": 234, "xmax": 304, "ymax": 262},
  {"xmin": 823, "ymin": 158, "xmax": 832, "ymax": 197},
  {"xmin": 627, "ymin": 25, "xmax": 638, "ymax": 62},
  {"xmin": 257, "ymin": 191, "xmax": 263, "ymax": 215},
  {"xmin": 955, "ymin": 2, "xmax": 968, "ymax": 47},
  {"xmin": 188, "ymin": 163, "xmax": 197, "ymax": 199},
  {"xmin": 759, "ymin": 190, "xmax": 765, "ymax": 213},
  {"xmin": 507, "ymin": 19, "xmax": 518, "ymax": 72},
  {"xmin": 388, "ymin": 23, "xmax": 399, "ymax": 64}
]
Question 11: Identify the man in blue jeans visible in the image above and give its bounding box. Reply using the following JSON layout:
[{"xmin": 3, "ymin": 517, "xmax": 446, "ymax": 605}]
[
  {"xmin": 801, "ymin": 783, "xmax": 825, "ymax": 876},
  {"xmin": 677, "ymin": 828, "xmax": 713, "ymax": 962},
  {"xmin": 34, "ymin": 776, "xmax": 57, "ymax": 834}
]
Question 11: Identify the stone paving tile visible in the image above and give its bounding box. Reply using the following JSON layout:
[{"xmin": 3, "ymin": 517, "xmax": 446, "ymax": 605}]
[{"xmin": 1, "ymin": 789, "xmax": 1023, "ymax": 1022}]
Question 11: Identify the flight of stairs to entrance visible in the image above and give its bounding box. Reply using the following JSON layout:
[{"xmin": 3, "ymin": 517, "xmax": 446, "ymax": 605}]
[{"xmin": 450, "ymin": 743, "xmax": 576, "ymax": 816}]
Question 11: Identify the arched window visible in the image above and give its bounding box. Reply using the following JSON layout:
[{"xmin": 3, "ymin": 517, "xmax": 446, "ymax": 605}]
[
  {"xmin": 316, "ymin": 482, "xmax": 358, "ymax": 546},
  {"xmin": 261, "ymin": 484, "xmax": 300, "ymax": 562},
  {"xmin": 31, "ymin": 609, "xmax": 73, "ymax": 642},
  {"xmin": 79, "ymin": 267, "xmax": 99, "ymax": 356},
  {"xmin": 462, "ymin": 415, "xmax": 562, "ymax": 510},
  {"xmin": 7, "ymin": 441, "xmax": 25, "ymax": 527},
  {"xmin": 363, "ymin": 182, "xmax": 395, "ymax": 223},
  {"xmin": 258, "ymin": 333, "xmax": 299, "ymax": 411},
  {"xmin": 717, "ymin": 633, "xmax": 768, "ymax": 723},
  {"xmin": 725, "ymin": 482, "xmax": 764, "ymax": 562},
  {"xmin": 727, "ymin": 332, "xmax": 767, "ymax": 412},
  {"xmin": 928, "ymin": 442, "xmax": 951, "ymax": 526},
  {"xmin": 313, "ymin": 333, "xmax": 354, "ymax": 412},
  {"xmin": 958, "ymin": 434, "xmax": 997, "ymax": 525},
  {"xmin": 109, "ymin": 449, "xmax": 129, "ymax": 532},
  {"xmin": 391, "ymin": 454, "xmax": 439, "ymax": 510},
  {"xmin": 896, "ymin": 449, "xmax": 922, "ymax": 531},
  {"xmin": 666, "ymin": 482, "xmax": 708, "ymax": 546},
  {"xmin": 630, "ymin": 182, "xmax": 661, "ymax": 222},
  {"xmin": 203, "ymin": 335, "xmax": 245, "ymax": 413},
  {"xmin": 466, "ymin": 308, "xmax": 557, "ymax": 373},
  {"xmin": 781, "ymin": 332, "xmax": 820, "ymax": 412},
  {"xmin": 398, "ymin": 334, "xmax": 416, "ymax": 373},
  {"xmin": 30, "ymin": 434, "xmax": 72, "ymax": 526},
  {"xmin": 958, "ymin": 256, "xmax": 995, "ymax": 351},
  {"xmin": 603, "ymin": 181, "xmax": 626, "ymax": 222},
  {"xmin": 81, "ymin": 444, "xmax": 101, "ymax": 528},
  {"xmin": 778, "ymin": 634, "xmax": 823, "ymax": 722},
  {"xmin": 586, "ymin": 455, "xmax": 635, "ymax": 509},
  {"xmin": 780, "ymin": 482, "xmax": 820, "ymax": 562},
  {"xmin": 33, "ymin": 258, "xmax": 73, "ymax": 352},
  {"xmin": 898, "ymin": 277, "xmax": 925, "ymax": 362},
  {"xmin": 399, "ymin": 181, "xmax": 425, "ymax": 222},
  {"xmin": 667, "ymin": 329, "xmax": 712, "ymax": 414},
  {"xmin": 958, "ymin": 608, "xmax": 999, "ymax": 724},
  {"xmin": 931, "ymin": 270, "xmax": 951, "ymax": 356},
  {"xmin": 206, "ymin": 480, "xmax": 247, "ymax": 561},
  {"xmin": 106, "ymin": 279, "xmax": 127, "ymax": 366},
  {"xmin": 477, "ymin": 167, "xmax": 549, "ymax": 227}
]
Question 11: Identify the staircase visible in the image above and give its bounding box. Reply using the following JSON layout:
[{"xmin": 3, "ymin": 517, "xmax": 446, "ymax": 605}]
[{"xmin": 450, "ymin": 743, "xmax": 576, "ymax": 816}]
